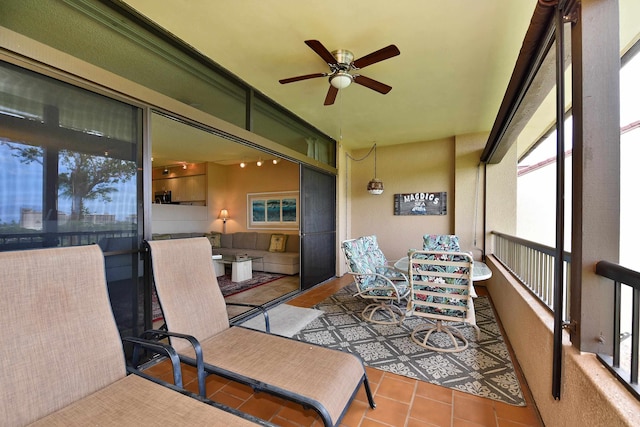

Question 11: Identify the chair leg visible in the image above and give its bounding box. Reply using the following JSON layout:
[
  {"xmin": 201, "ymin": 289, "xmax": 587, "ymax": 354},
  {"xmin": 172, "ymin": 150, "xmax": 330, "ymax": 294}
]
[
  {"xmin": 411, "ymin": 320, "xmax": 469, "ymax": 353},
  {"xmin": 361, "ymin": 301, "xmax": 405, "ymax": 325}
]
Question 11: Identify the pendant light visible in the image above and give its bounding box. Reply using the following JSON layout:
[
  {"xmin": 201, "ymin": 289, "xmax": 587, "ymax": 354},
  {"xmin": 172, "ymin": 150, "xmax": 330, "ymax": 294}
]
[{"xmin": 367, "ymin": 144, "xmax": 384, "ymax": 195}]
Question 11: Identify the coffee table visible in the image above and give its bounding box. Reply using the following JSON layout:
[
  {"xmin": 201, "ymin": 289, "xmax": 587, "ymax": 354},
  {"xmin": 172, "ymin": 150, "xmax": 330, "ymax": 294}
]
[{"xmin": 212, "ymin": 255, "xmax": 264, "ymax": 282}]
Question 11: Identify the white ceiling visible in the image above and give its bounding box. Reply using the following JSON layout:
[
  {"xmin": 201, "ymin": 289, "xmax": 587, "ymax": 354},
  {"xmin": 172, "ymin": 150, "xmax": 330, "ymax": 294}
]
[{"xmin": 123, "ymin": 0, "xmax": 537, "ymax": 151}]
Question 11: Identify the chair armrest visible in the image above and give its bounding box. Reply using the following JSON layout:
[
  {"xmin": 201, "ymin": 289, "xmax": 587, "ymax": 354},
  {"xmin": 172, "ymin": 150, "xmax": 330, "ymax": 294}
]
[
  {"xmin": 123, "ymin": 336, "xmax": 183, "ymax": 388},
  {"xmin": 346, "ymin": 271, "xmax": 409, "ymax": 302},
  {"xmin": 226, "ymin": 302, "xmax": 271, "ymax": 333},
  {"xmin": 140, "ymin": 329, "xmax": 207, "ymax": 397},
  {"xmin": 375, "ymin": 264, "xmax": 408, "ymax": 281}
]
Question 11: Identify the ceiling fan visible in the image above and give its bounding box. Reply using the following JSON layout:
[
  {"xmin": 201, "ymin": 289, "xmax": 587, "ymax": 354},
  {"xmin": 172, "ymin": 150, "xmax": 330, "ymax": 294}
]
[{"xmin": 279, "ymin": 40, "xmax": 400, "ymax": 105}]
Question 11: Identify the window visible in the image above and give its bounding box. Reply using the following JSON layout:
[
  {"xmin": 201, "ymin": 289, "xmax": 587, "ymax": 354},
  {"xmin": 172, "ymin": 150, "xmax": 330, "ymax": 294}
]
[{"xmin": 0, "ymin": 60, "xmax": 141, "ymax": 249}]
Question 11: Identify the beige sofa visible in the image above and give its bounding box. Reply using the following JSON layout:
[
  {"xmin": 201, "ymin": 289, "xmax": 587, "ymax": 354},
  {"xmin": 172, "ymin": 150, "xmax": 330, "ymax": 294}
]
[{"xmin": 152, "ymin": 231, "xmax": 299, "ymax": 275}]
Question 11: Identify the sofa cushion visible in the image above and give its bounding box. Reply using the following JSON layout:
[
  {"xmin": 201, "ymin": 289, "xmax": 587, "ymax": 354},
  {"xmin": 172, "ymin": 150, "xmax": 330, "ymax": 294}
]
[
  {"xmin": 220, "ymin": 233, "xmax": 233, "ymax": 248},
  {"xmin": 232, "ymin": 232, "xmax": 257, "ymax": 250},
  {"xmin": 287, "ymin": 236, "xmax": 299, "ymax": 252},
  {"xmin": 206, "ymin": 232, "xmax": 221, "ymax": 248},
  {"xmin": 170, "ymin": 233, "xmax": 193, "ymax": 239},
  {"xmin": 256, "ymin": 233, "xmax": 272, "ymax": 251},
  {"xmin": 269, "ymin": 234, "xmax": 288, "ymax": 252}
]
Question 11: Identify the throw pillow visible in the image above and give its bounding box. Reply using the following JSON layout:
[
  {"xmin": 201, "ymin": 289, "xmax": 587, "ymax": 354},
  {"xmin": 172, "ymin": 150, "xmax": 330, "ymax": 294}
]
[
  {"xmin": 269, "ymin": 234, "xmax": 288, "ymax": 252},
  {"xmin": 206, "ymin": 232, "xmax": 221, "ymax": 248}
]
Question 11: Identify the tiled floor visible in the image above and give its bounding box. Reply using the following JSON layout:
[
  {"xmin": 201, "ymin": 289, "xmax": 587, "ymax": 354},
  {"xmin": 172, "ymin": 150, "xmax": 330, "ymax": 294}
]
[{"xmin": 144, "ymin": 275, "xmax": 543, "ymax": 426}]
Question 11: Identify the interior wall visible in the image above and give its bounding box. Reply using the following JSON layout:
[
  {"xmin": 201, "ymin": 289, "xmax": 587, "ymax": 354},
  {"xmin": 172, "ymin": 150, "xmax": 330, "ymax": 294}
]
[
  {"xmin": 213, "ymin": 160, "xmax": 300, "ymax": 235},
  {"xmin": 349, "ymin": 138, "xmax": 455, "ymax": 261}
]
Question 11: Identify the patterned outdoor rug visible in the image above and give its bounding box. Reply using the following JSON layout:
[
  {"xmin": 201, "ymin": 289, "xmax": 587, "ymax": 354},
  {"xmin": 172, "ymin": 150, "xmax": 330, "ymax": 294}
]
[{"xmin": 293, "ymin": 283, "xmax": 526, "ymax": 406}]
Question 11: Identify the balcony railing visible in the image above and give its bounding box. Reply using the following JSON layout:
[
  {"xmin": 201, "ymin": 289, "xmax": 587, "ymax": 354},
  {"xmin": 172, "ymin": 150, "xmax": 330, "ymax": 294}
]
[
  {"xmin": 595, "ymin": 260, "xmax": 640, "ymax": 400},
  {"xmin": 0, "ymin": 230, "xmax": 136, "ymax": 252},
  {"xmin": 492, "ymin": 232, "xmax": 571, "ymax": 320}
]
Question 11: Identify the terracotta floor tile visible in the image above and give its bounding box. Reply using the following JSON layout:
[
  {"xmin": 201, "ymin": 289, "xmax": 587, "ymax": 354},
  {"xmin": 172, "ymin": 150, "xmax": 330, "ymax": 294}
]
[
  {"xmin": 376, "ymin": 373, "xmax": 416, "ymax": 403},
  {"xmin": 364, "ymin": 394, "xmax": 410, "ymax": 426},
  {"xmin": 453, "ymin": 418, "xmax": 491, "ymax": 427},
  {"xmin": 275, "ymin": 401, "xmax": 320, "ymax": 426},
  {"xmin": 365, "ymin": 366, "xmax": 385, "ymax": 384},
  {"xmin": 407, "ymin": 418, "xmax": 443, "ymax": 427},
  {"xmin": 360, "ymin": 418, "xmax": 396, "ymax": 427},
  {"xmin": 355, "ymin": 381, "xmax": 376, "ymax": 403},
  {"xmin": 339, "ymin": 399, "xmax": 371, "ymax": 427},
  {"xmin": 270, "ymin": 416, "xmax": 310, "ymax": 427},
  {"xmin": 415, "ymin": 380, "xmax": 454, "ymax": 404},
  {"xmin": 409, "ymin": 395, "xmax": 453, "ymax": 427},
  {"xmin": 208, "ymin": 389, "xmax": 245, "ymax": 409},
  {"xmin": 453, "ymin": 393, "xmax": 497, "ymax": 426},
  {"xmin": 238, "ymin": 393, "xmax": 283, "ymax": 421},
  {"xmin": 496, "ymin": 419, "xmax": 540, "ymax": 427},
  {"xmin": 204, "ymin": 373, "xmax": 231, "ymax": 396},
  {"xmin": 494, "ymin": 402, "xmax": 540, "ymax": 425},
  {"xmin": 219, "ymin": 380, "xmax": 255, "ymax": 400}
]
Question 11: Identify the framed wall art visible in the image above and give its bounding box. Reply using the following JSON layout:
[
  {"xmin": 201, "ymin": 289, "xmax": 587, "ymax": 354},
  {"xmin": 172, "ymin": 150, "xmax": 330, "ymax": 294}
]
[
  {"xmin": 393, "ymin": 192, "xmax": 447, "ymax": 215},
  {"xmin": 247, "ymin": 191, "xmax": 299, "ymax": 230}
]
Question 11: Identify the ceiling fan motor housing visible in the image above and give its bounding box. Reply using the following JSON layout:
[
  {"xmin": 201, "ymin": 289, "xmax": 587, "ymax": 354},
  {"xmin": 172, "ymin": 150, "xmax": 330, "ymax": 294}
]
[
  {"xmin": 329, "ymin": 49, "xmax": 355, "ymax": 88},
  {"xmin": 331, "ymin": 49, "xmax": 354, "ymax": 68}
]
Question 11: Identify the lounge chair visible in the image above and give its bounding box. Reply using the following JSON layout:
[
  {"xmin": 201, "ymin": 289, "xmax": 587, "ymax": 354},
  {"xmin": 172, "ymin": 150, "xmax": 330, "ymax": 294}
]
[
  {"xmin": 146, "ymin": 237, "xmax": 376, "ymax": 427},
  {"xmin": 0, "ymin": 245, "xmax": 271, "ymax": 426}
]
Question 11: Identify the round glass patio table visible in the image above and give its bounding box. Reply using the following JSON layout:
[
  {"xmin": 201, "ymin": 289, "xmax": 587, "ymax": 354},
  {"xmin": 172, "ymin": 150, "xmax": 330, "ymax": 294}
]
[{"xmin": 393, "ymin": 257, "xmax": 492, "ymax": 281}]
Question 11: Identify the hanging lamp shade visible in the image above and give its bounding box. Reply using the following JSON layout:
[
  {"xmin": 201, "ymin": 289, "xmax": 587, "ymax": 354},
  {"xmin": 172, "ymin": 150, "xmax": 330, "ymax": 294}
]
[
  {"xmin": 367, "ymin": 144, "xmax": 383, "ymax": 195},
  {"xmin": 367, "ymin": 178, "xmax": 384, "ymax": 195}
]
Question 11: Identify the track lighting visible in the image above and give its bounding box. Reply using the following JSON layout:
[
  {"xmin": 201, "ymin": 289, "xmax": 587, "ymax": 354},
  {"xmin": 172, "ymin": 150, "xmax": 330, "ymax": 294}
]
[{"xmin": 257, "ymin": 158, "xmax": 263, "ymax": 167}]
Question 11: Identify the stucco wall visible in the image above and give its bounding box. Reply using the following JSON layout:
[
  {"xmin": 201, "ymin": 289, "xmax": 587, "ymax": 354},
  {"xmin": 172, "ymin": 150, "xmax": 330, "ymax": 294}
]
[
  {"xmin": 485, "ymin": 256, "xmax": 640, "ymax": 426},
  {"xmin": 348, "ymin": 138, "xmax": 455, "ymax": 261}
]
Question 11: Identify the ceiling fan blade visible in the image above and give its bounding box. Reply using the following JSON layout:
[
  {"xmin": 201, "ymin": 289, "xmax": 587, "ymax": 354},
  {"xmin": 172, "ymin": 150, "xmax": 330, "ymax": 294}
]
[
  {"xmin": 324, "ymin": 85, "xmax": 339, "ymax": 105},
  {"xmin": 353, "ymin": 75, "xmax": 392, "ymax": 94},
  {"xmin": 305, "ymin": 40, "xmax": 338, "ymax": 65},
  {"xmin": 352, "ymin": 45, "xmax": 400, "ymax": 69},
  {"xmin": 279, "ymin": 73, "xmax": 326, "ymax": 84}
]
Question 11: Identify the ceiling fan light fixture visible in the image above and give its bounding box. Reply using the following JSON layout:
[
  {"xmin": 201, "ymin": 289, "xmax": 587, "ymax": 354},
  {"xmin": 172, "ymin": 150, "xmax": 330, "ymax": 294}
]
[{"xmin": 330, "ymin": 72, "xmax": 353, "ymax": 89}]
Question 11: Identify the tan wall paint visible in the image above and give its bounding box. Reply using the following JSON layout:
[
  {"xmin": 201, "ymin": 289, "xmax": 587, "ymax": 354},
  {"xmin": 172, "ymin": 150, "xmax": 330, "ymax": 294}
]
[
  {"xmin": 486, "ymin": 256, "xmax": 640, "ymax": 426},
  {"xmin": 337, "ymin": 144, "xmax": 350, "ymax": 276},
  {"xmin": 486, "ymin": 143, "xmax": 517, "ymax": 254},
  {"xmin": 208, "ymin": 160, "xmax": 299, "ymax": 235},
  {"xmin": 454, "ymin": 133, "xmax": 487, "ymax": 259},
  {"xmin": 348, "ymin": 138, "xmax": 454, "ymax": 261}
]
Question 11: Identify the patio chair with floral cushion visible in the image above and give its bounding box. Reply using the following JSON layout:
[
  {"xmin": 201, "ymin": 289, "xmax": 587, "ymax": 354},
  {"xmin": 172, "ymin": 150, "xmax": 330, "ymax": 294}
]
[
  {"xmin": 423, "ymin": 234, "xmax": 461, "ymax": 251},
  {"xmin": 341, "ymin": 235, "xmax": 409, "ymax": 325},
  {"xmin": 407, "ymin": 249, "xmax": 480, "ymax": 352}
]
